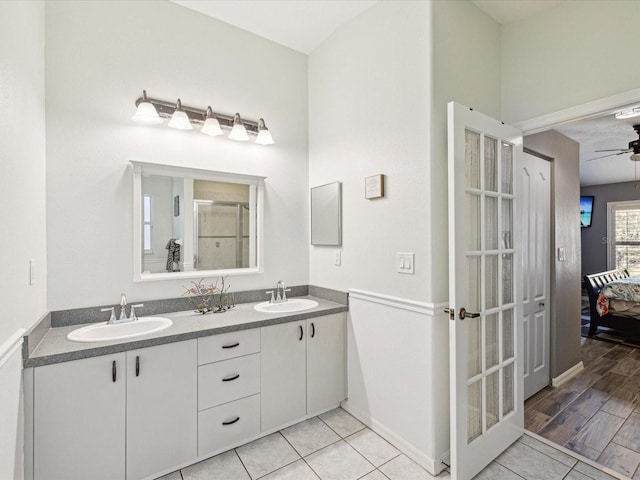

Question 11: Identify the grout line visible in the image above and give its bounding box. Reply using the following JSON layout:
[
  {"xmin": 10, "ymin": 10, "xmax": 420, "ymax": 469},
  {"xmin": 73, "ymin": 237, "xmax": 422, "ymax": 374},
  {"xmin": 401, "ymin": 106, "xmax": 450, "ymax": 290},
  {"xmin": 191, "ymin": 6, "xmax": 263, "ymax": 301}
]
[{"xmin": 234, "ymin": 447, "xmax": 254, "ymax": 479}]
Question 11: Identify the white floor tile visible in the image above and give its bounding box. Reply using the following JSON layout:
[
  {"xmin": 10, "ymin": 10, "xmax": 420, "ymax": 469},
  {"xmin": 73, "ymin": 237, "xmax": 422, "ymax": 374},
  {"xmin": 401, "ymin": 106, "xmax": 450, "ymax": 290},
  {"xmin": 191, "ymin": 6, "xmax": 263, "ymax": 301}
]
[
  {"xmin": 471, "ymin": 462, "xmax": 523, "ymax": 480},
  {"xmin": 155, "ymin": 471, "xmax": 182, "ymax": 480},
  {"xmin": 260, "ymin": 459, "xmax": 320, "ymax": 479},
  {"xmin": 319, "ymin": 408, "xmax": 366, "ymax": 438},
  {"xmin": 379, "ymin": 454, "xmax": 435, "ymax": 480},
  {"xmin": 361, "ymin": 471, "xmax": 390, "ymax": 480},
  {"xmin": 305, "ymin": 440, "xmax": 375, "ymax": 480},
  {"xmin": 345, "ymin": 428, "xmax": 400, "ymax": 467},
  {"xmin": 496, "ymin": 441, "xmax": 572, "ymax": 480},
  {"xmin": 281, "ymin": 417, "xmax": 340, "ymax": 456},
  {"xmin": 236, "ymin": 433, "xmax": 300, "ymax": 479},
  {"xmin": 181, "ymin": 450, "xmax": 250, "ymax": 480}
]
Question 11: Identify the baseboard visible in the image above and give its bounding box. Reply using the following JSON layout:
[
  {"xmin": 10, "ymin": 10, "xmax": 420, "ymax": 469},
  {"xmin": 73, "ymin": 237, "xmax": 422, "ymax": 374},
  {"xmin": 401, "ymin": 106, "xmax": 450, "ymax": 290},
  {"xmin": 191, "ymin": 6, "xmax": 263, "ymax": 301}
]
[
  {"xmin": 551, "ymin": 361, "xmax": 584, "ymax": 387},
  {"xmin": 341, "ymin": 401, "xmax": 445, "ymax": 476}
]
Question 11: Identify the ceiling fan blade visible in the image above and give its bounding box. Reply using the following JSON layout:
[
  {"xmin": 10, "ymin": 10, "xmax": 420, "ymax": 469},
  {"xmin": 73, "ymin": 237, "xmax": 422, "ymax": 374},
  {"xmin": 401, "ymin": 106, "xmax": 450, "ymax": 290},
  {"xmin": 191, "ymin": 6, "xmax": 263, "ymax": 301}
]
[
  {"xmin": 587, "ymin": 151, "xmax": 630, "ymax": 161},
  {"xmin": 594, "ymin": 148, "xmax": 631, "ymax": 152}
]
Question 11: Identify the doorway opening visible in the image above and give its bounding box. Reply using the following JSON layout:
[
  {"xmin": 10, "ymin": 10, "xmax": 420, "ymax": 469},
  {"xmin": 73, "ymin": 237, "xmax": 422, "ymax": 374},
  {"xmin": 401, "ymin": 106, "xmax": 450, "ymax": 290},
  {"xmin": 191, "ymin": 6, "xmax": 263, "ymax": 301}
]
[{"xmin": 517, "ymin": 90, "xmax": 640, "ymax": 479}]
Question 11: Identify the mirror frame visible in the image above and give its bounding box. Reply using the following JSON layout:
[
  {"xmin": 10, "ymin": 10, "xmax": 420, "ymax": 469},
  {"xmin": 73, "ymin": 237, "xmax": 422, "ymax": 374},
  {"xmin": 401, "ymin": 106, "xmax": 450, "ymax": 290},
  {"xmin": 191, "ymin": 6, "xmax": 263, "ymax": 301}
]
[
  {"xmin": 131, "ymin": 160, "xmax": 265, "ymax": 282},
  {"xmin": 310, "ymin": 181, "xmax": 342, "ymax": 246}
]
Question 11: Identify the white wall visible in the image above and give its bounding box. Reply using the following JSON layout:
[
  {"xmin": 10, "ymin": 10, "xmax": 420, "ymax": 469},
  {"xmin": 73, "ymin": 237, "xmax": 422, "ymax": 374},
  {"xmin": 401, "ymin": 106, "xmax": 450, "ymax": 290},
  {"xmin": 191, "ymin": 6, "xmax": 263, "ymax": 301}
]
[
  {"xmin": 431, "ymin": 0, "xmax": 502, "ymax": 302},
  {"xmin": 502, "ymin": 0, "xmax": 640, "ymax": 123},
  {"xmin": 45, "ymin": 0, "xmax": 308, "ymax": 310},
  {"xmin": 308, "ymin": 0, "xmax": 432, "ymax": 301},
  {"xmin": 0, "ymin": 1, "xmax": 46, "ymax": 478}
]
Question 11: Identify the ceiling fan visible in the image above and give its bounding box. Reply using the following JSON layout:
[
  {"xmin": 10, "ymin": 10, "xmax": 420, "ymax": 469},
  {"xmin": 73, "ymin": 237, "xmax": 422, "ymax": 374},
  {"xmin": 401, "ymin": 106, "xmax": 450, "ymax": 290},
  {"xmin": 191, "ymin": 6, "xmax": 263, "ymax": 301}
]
[{"xmin": 590, "ymin": 124, "xmax": 640, "ymax": 161}]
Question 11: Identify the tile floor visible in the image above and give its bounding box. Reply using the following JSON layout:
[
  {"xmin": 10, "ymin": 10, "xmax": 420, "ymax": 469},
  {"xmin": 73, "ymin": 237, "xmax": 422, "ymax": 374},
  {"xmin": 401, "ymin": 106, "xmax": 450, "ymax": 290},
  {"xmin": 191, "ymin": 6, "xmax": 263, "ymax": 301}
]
[
  {"xmin": 159, "ymin": 408, "xmax": 618, "ymax": 480},
  {"xmin": 526, "ymin": 337, "xmax": 640, "ymax": 479}
]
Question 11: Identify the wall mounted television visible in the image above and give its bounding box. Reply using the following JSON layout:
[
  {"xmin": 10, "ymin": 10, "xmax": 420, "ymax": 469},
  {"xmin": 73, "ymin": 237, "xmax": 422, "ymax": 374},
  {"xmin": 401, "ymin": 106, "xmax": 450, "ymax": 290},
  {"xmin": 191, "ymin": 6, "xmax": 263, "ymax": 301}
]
[{"xmin": 580, "ymin": 196, "xmax": 594, "ymax": 228}]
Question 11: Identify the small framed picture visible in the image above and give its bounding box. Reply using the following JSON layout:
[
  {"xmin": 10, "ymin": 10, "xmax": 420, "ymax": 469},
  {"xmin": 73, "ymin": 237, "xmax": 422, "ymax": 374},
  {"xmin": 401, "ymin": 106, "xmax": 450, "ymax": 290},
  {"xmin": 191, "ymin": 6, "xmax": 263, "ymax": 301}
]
[
  {"xmin": 174, "ymin": 195, "xmax": 180, "ymax": 216},
  {"xmin": 365, "ymin": 174, "xmax": 385, "ymax": 199}
]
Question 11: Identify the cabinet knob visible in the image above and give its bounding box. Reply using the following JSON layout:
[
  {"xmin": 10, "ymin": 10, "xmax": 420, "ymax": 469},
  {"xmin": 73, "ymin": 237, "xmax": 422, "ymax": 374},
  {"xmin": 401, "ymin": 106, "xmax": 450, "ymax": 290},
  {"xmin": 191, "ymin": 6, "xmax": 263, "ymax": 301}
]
[
  {"xmin": 311, "ymin": 322, "xmax": 315, "ymax": 338},
  {"xmin": 135, "ymin": 355, "xmax": 140, "ymax": 377},
  {"xmin": 112, "ymin": 360, "xmax": 117, "ymax": 383},
  {"xmin": 222, "ymin": 374, "xmax": 240, "ymax": 382},
  {"xmin": 222, "ymin": 342, "xmax": 240, "ymax": 349},
  {"xmin": 298, "ymin": 325, "xmax": 304, "ymax": 341}
]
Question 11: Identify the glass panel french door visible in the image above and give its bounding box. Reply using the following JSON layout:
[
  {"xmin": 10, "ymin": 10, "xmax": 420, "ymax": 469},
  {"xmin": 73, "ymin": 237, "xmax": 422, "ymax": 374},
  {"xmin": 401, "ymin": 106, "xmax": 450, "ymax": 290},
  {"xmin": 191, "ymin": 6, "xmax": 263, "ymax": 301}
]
[{"xmin": 448, "ymin": 102, "xmax": 524, "ymax": 480}]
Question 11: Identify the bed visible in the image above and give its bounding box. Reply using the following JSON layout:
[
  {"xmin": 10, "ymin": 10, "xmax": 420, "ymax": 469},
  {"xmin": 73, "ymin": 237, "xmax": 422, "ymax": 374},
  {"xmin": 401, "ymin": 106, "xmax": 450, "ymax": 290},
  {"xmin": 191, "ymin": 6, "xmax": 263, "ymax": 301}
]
[{"xmin": 584, "ymin": 269, "xmax": 640, "ymax": 336}]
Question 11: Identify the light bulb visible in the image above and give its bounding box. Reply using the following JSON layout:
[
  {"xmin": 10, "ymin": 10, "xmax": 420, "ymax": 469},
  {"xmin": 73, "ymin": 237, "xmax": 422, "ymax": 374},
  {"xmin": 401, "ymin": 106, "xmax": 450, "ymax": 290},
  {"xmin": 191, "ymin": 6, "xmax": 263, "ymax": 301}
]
[
  {"xmin": 168, "ymin": 99, "xmax": 193, "ymax": 130},
  {"xmin": 229, "ymin": 113, "xmax": 249, "ymax": 141},
  {"xmin": 132, "ymin": 90, "xmax": 162, "ymax": 125},
  {"xmin": 255, "ymin": 118, "xmax": 274, "ymax": 145},
  {"xmin": 201, "ymin": 106, "xmax": 223, "ymax": 136}
]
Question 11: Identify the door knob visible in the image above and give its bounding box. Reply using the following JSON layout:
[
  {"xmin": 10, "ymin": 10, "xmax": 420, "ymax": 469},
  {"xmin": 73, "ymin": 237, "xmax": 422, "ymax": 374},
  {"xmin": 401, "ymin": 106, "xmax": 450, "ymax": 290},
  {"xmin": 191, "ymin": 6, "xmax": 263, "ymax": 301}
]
[{"xmin": 444, "ymin": 307, "xmax": 481, "ymax": 320}]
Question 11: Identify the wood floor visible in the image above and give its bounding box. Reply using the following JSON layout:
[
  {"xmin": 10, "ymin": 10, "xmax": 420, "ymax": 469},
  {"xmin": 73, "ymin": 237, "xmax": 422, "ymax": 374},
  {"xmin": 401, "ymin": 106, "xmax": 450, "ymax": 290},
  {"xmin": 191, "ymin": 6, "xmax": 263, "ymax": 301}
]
[{"xmin": 525, "ymin": 337, "xmax": 640, "ymax": 478}]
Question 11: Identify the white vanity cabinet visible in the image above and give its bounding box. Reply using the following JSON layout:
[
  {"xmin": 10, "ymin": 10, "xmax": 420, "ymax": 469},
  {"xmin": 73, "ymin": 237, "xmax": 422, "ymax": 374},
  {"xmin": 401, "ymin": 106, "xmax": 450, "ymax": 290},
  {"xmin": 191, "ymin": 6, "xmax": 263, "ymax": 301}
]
[
  {"xmin": 261, "ymin": 313, "xmax": 346, "ymax": 431},
  {"xmin": 33, "ymin": 340, "xmax": 197, "ymax": 480},
  {"xmin": 34, "ymin": 353, "xmax": 127, "ymax": 480},
  {"xmin": 197, "ymin": 329, "xmax": 262, "ymax": 456},
  {"xmin": 306, "ymin": 313, "xmax": 346, "ymax": 413},
  {"xmin": 126, "ymin": 340, "xmax": 197, "ymax": 480}
]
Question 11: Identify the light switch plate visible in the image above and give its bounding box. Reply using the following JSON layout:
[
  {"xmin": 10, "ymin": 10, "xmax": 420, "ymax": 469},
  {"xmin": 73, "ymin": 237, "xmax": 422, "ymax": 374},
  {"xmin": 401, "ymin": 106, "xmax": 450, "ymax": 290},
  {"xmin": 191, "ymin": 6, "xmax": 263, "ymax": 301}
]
[
  {"xmin": 396, "ymin": 252, "xmax": 414, "ymax": 274},
  {"xmin": 557, "ymin": 247, "xmax": 565, "ymax": 262},
  {"xmin": 335, "ymin": 250, "xmax": 341, "ymax": 266}
]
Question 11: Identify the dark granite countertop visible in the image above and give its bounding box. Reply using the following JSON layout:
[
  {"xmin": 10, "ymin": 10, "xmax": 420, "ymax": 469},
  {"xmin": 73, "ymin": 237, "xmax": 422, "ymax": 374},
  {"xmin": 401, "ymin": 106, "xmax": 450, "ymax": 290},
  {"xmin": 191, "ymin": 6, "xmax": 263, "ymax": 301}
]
[{"xmin": 25, "ymin": 296, "xmax": 347, "ymax": 368}]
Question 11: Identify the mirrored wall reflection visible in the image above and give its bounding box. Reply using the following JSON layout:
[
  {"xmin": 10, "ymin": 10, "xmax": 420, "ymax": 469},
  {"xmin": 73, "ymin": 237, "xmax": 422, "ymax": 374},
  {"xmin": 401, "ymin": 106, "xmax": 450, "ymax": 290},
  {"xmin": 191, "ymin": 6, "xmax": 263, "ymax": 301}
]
[
  {"xmin": 140, "ymin": 175, "xmax": 255, "ymax": 275},
  {"xmin": 141, "ymin": 174, "xmax": 185, "ymax": 274},
  {"xmin": 194, "ymin": 180, "xmax": 250, "ymax": 270}
]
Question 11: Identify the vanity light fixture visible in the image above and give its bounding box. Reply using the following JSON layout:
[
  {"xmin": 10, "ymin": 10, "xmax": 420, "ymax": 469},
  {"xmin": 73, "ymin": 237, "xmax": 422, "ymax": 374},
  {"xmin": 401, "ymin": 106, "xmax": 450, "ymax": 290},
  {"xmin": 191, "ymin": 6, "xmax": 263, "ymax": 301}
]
[
  {"xmin": 229, "ymin": 113, "xmax": 249, "ymax": 141},
  {"xmin": 615, "ymin": 107, "xmax": 640, "ymax": 120},
  {"xmin": 131, "ymin": 90, "xmax": 163, "ymax": 125},
  {"xmin": 255, "ymin": 118, "xmax": 275, "ymax": 145},
  {"xmin": 132, "ymin": 91, "xmax": 274, "ymax": 145},
  {"xmin": 168, "ymin": 99, "xmax": 193, "ymax": 130},
  {"xmin": 201, "ymin": 106, "xmax": 223, "ymax": 136}
]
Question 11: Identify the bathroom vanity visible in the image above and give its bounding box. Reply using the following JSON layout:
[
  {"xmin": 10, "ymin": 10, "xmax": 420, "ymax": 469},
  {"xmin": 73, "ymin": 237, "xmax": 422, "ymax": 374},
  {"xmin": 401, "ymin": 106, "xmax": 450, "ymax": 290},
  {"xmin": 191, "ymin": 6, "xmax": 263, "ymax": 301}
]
[{"xmin": 23, "ymin": 295, "xmax": 347, "ymax": 480}]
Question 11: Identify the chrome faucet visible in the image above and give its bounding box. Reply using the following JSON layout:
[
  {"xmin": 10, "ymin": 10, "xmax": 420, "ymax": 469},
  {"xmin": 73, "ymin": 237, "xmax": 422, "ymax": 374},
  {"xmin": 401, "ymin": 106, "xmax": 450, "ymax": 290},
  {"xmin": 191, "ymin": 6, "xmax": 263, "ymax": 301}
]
[
  {"xmin": 119, "ymin": 294, "xmax": 127, "ymax": 321},
  {"xmin": 265, "ymin": 280, "xmax": 291, "ymax": 304},
  {"xmin": 101, "ymin": 294, "xmax": 144, "ymax": 324}
]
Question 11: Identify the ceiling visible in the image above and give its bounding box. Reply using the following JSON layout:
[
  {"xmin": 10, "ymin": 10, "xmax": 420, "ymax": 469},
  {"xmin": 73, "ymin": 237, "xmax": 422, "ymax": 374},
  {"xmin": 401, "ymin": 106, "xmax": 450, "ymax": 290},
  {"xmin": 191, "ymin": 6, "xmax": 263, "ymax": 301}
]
[
  {"xmin": 555, "ymin": 110, "xmax": 640, "ymax": 186},
  {"xmin": 170, "ymin": 0, "xmax": 380, "ymax": 54},
  {"xmin": 171, "ymin": 0, "xmax": 631, "ymax": 187},
  {"xmin": 471, "ymin": 0, "xmax": 565, "ymax": 24},
  {"xmin": 171, "ymin": 0, "xmax": 566, "ymax": 55}
]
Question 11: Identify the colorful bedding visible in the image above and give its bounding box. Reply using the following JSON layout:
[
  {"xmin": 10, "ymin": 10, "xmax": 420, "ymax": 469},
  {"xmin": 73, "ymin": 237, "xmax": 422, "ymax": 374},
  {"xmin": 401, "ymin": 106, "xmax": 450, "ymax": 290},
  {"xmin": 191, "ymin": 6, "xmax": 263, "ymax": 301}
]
[{"xmin": 596, "ymin": 276, "xmax": 640, "ymax": 316}]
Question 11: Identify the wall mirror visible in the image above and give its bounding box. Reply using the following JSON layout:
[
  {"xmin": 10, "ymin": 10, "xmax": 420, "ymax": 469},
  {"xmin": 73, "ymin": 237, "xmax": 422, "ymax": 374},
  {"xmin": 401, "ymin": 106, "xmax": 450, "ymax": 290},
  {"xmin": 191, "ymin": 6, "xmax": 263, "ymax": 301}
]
[
  {"xmin": 311, "ymin": 181, "xmax": 342, "ymax": 246},
  {"xmin": 131, "ymin": 161, "xmax": 265, "ymax": 281}
]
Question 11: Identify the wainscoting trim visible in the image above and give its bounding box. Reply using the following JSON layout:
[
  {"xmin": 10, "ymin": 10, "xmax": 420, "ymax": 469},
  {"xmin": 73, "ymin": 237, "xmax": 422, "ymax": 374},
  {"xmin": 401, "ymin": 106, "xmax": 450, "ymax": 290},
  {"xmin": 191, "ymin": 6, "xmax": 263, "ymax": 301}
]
[
  {"xmin": 348, "ymin": 289, "xmax": 447, "ymax": 317},
  {"xmin": 0, "ymin": 328, "xmax": 26, "ymax": 370}
]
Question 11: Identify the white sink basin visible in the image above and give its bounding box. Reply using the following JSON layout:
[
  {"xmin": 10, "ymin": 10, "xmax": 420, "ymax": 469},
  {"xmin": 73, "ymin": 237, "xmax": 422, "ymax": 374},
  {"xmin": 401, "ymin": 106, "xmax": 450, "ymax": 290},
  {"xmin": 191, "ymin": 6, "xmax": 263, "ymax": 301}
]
[
  {"xmin": 67, "ymin": 317, "xmax": 173, "ymax": 343},
  {"xmin": 254, "ymin": 298, "xmax": 319, "ymax": 313}
]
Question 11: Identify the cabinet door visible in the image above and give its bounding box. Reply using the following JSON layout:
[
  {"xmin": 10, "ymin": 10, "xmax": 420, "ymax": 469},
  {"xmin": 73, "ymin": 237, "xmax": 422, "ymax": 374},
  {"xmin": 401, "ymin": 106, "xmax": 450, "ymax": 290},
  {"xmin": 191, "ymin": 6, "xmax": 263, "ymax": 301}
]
[
  {"xmin": 127, "ymin": 340, "xmax": 197, "ymax": 480},
  {"xmin": 260, "ymin": 321, "xmax": 306, "ymax": 431},
  {"xmin": 34, "ymin": 353, "xmax": 126, "ymax": 480},
  {"xmin": 307, "ymin": 313, "xmax": 346, "ymax": 414}
]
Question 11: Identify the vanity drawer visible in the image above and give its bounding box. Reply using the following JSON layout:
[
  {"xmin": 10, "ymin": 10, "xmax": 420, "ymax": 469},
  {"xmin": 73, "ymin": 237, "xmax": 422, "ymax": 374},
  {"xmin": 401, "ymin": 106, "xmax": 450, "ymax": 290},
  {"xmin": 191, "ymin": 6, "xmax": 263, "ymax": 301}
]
[
  {"xmin": 198, "ymin": 394, "xmax": 260, "ymax": 456},
  {"xmin": 198, "ymin": 329, "xmax": 260, "ymax": 365},
  {"xmin": 198, "ymin": 354, "xmax": 260, "ymax": 410}
]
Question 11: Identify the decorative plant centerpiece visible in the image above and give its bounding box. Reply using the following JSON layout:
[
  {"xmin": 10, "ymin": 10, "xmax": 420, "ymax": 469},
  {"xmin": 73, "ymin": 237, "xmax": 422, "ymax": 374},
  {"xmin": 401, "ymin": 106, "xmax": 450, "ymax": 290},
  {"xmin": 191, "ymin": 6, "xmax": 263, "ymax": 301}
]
[{"xmin": 183, "ymin": 277, "xmax": 234, "ymax": 314}]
